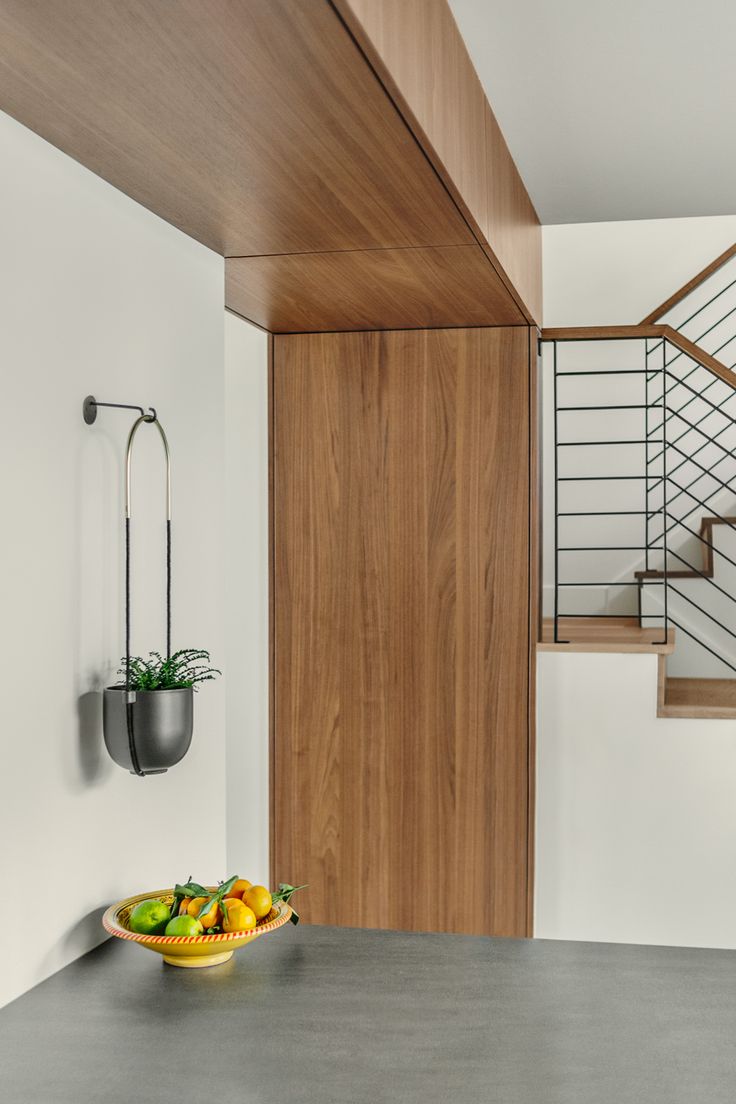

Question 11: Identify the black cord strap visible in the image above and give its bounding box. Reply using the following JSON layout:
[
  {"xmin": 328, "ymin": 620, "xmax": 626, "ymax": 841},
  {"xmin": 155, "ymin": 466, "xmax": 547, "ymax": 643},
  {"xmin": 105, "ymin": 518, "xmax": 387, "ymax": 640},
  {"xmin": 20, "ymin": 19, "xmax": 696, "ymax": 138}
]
[
  {"xmin": 166, "ymin": 518, "xmax": 172, "ymax": 660},
  {"xmin": 123, "ymin": 412, "xmax": 172, "ymax": 778},
  {"xmin": 125, "ymin": 515, "xmax": 144, "ymax": 777}
]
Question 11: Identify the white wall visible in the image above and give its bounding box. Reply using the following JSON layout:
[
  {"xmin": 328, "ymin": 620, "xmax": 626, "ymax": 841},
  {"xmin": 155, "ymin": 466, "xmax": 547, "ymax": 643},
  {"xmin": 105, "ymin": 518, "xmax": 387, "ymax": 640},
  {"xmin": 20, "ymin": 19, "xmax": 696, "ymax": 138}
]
[
  {"xmin": 224, "ymin": 314, "xmax": 270, "ymax": 884},
  {"xmin": 543, "ymin": 216, "xmax": 736, "ymax": 614},
  {"xmin": 537, "ymin": 652, "xmax": 736, "ymax": 949},
  {"xmin": 543, "ymin": 214, "xmax": 736, "ymax": 326},
  {"xmin": 0, "ymin": 111, "xmax": 226, "ymax": 1008},
  {"xmin": 539, "ymin": 214, "xmax": 736, "ymax": 947}
]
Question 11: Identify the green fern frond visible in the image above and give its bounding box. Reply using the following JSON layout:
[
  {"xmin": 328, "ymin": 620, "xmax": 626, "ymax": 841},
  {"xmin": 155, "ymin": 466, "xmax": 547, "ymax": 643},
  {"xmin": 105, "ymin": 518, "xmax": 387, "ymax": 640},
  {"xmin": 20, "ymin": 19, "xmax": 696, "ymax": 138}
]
[{"xmin": 117, "ymin": 648, "xmax": 221, "ymax": 692}]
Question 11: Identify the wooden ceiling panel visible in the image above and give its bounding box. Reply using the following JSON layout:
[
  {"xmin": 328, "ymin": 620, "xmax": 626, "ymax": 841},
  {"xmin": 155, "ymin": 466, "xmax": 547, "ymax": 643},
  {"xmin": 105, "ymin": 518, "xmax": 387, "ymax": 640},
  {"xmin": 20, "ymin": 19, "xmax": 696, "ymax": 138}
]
[
  {"xmin": 335, "ymin": 0, "xmax": 543, "ymax": 324},
  {"xmin": 226, "ymin": 245, "xmax": 526, "ymax": 332},
  {"xmin": 0, "ymin": 0, "xmax": 472, "ymax": 256}
]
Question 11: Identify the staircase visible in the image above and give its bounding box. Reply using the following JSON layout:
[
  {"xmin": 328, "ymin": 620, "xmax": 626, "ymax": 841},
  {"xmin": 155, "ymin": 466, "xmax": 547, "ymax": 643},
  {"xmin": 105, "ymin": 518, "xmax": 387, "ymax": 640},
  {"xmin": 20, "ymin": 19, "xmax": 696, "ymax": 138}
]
[{"xmin": 541, "ymin": 244, "xmax": 736, "ymax": 718}]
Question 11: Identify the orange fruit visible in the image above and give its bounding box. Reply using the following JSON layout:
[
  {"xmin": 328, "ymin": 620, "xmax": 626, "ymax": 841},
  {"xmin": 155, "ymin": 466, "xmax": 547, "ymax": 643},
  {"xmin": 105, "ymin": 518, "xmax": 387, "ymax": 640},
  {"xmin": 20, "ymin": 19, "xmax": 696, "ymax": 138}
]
[
  {"xmin": 187, "ymin": 896, "xmax": 222, "ymax": 929},
  {"xmin": 178, "ymin": 898, "xmax": 191, "ymax": 916},
  {"xmin": 243, "ymin": 885, "xmax": 272, "ymax": 920},
  {"xmin": 222, "ymin": 898, "xmax": 257, "ymax": 933},
  {"xmin": 224, "ymin": 879, "xmax": 252, "ymax": 900}
]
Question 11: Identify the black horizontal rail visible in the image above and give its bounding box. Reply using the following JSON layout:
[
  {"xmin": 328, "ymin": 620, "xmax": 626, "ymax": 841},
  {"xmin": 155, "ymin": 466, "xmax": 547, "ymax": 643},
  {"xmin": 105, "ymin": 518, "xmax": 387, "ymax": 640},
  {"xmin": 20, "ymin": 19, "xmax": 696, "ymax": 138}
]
[
  {"xmin": 647, "ymin": 298, "xmax": 736, "ymax": 376},
  {"xmin": 649, "ymin": 412, "xmax": 736, "ymax": 505},
  {"xmin": 656, "ymin": 404, "xmax": 736, "ymax": 466},
  {"xmin": 559, "ymin": 439, "xmax": 663, "ymax": 446},
  {"xmin": 558, "ymin": 404, "xmax": 656, "ymax": 412},
  {"xmin": 557, "ymin": 369, "xmax": 651, "ymax": 377},
  {"xmin": 656, "ymin": 446, "xmax": 736, "ymax": 534},
  {"xmin": 665, "ymin": 548, "xmax": 736, "ymax": 606},
  {"xmin": 642, "ymin": 494, "xmax": 736, "ymax": 580},
  {"xmin": 646, "ymin": 327, "xmax": 736, "ymax": 435},
  {"xmin": 557, "ymin": 581, "xmax": 659, "ymax": 587},
  {"xmin": 647, "ymin": 273, "xmax": 736, "ymax": 355},
  {"xmin": 665, "ymin": 480, "xmax": 736, "ymax": 530},
  {"xmin": 556, "ymin": 612, "xmax": 660, "ymax": 618},
  {"xmin": 667, "ymin": 584, "xmax": 736, "ymax": 644},
  {"xmin": 648, "ymin": 376, "xmax": 736, "ymax": 437},
  {"xmin": 558, "ymin": 475, "xmax": 657, "ymax": 482},
  {"xmin": 552, "ymin": 328, "xmax": 736, "ymax": 670},
  {"xmin": 559, "ymin": 510, "xmax": 662, "ymax": 517},
  {"xmin": 646, "ymin": 381, "xmax": 736, "ymax": 480},
  {"xmin": 652, "ymin": 454, "xmax": 736, "ymax": 527},
  {"xmin": 657, "ymin": 438, "xmax": 736, "ymax": 507},
  {"xmin": 665, "ymin": 617, "xmax": 736, "ymax": 676},
  {"xmin": 662, "ymin": 505, "xmax": 736, "ymax": 570},
  {"xmin": 662, "ymin": 370, "xmax": 736, "ymax": 424}
]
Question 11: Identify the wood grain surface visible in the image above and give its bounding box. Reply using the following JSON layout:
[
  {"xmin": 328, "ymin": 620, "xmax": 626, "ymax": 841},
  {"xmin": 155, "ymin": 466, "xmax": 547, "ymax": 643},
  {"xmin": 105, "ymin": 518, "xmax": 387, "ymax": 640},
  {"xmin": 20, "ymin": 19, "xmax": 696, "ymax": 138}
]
[
  {"xmin": 541, "ymin": 325, "xmax": 664, "ymax": 341},
  {"xmin": 226, "ymin": 245, "xmax": 525, "ymax": 332},
  {"xmin": 335, "ymin": 0, "xmax": 542, "ymax": 324},
  {"xmin": 540, "ymin": 617, "xmax": 675, "ymax": 654},
  {"xmin": 483, "ymin": 100, "xmax": 543, "ymax": 326},
  {"xmin": 271, "ymin": 328, "xmax": 531, "ymax": 935},
  {"xmin": 337, "ymin": 0, "xmax": 489, "ymax": 239},
  {"xmin": 660, "ymin": 676, "xmax": 736, "ymax": 719},
  {"xmin": 542, "ymin": 326, "xmax": 736, "ymax": 389},
  {"xmin": 0, "ymin": 0, "xmax": 471, "ymax": 255}
]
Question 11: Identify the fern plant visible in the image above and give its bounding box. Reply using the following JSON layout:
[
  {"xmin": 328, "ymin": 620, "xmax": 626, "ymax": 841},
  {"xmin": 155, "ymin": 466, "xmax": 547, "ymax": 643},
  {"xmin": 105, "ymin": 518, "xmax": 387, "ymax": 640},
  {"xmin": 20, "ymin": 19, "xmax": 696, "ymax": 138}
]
[{"xmin": 117, "ymin": 649, "xmax": 221, "ymax": 692}]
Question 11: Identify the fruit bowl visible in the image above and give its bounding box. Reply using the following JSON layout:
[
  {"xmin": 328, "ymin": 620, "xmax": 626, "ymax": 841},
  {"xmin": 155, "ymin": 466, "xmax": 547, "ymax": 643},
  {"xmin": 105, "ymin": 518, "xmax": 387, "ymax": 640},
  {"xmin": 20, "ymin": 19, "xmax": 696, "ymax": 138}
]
[{"xmin": 102, "ymin": 888, "xmax": 292, "ymax": 968}]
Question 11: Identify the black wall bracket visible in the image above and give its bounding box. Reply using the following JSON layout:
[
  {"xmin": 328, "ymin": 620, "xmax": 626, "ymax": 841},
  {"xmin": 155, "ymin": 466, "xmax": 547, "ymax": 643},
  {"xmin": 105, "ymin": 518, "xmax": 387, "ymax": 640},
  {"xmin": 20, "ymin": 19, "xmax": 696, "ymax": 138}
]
[{"xmin": 83, "ymin": 395, "xmax": 157, "ymax": 425}]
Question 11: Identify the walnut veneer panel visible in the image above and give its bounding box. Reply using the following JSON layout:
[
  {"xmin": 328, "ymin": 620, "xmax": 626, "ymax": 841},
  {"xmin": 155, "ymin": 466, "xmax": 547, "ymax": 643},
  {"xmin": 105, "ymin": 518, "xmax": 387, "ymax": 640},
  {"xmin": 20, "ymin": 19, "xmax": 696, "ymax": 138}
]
[
  {"xmin": 0, "ymin": 0, "xmax": 471, "ymax": 255},
  {"xmin": 337, "ymin": 0, "xmax": 543, "ymax": 323},
  {"xmin": 272, "ymin": 328, "xmax": 531, "ymax": 935},
  {"xmin": 484, "ymin": 101, "xmax": 543, "ymax": 327},
  {"xmin": 337, "ymin": 0, "xmax": 489, "ymax": 241},
  {"xmin": 227, "ymin": 245, "xmax": 525, "ymax": 331}
]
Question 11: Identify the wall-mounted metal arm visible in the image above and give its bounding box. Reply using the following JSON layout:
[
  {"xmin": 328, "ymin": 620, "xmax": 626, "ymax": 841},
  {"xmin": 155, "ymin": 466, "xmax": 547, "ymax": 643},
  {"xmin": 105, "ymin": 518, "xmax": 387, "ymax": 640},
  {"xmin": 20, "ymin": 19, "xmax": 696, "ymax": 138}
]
[{"xmin": 83, "ymin": 394, "xmax": 157, "ymax": 425}]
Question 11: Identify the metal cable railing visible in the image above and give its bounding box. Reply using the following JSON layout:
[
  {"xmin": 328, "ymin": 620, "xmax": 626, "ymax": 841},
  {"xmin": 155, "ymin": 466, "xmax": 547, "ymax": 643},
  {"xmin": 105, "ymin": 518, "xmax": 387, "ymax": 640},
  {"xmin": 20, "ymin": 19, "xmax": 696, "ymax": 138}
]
[
  {"xmin": 547, "ymin": 332, "xmax": 736, "ymax": 676},
  {"xmin": 657, "ymin": 252, "xmax": 736, "ymax": 366}
]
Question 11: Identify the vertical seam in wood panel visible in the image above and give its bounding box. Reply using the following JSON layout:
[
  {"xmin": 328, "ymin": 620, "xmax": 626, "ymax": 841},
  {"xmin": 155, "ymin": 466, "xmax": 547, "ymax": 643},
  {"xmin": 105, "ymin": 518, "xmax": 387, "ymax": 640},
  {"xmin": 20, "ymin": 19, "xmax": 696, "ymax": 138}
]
[{"xmin": 268, "ymin": 333, "xmax": 277, "ymax": 888}]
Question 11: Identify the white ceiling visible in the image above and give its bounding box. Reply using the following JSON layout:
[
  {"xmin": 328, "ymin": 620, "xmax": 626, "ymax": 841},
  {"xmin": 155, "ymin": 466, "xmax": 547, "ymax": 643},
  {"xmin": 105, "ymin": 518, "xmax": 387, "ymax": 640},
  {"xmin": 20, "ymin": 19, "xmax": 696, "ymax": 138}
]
[{"xmin": 449, "ymin": 0, "xmax": 736, "ymax": 225}]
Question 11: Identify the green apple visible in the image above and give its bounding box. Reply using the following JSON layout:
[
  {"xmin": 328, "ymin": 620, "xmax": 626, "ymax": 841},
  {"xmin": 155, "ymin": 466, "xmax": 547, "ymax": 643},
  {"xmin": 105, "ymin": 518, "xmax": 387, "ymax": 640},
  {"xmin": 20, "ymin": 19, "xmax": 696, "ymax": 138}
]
[
  {"xmin": 128, "ymin": 899, "xmax": 170, "ymax": 935},
  {"xmin": 164, "ymin": 914, "xmax": 203, "ymax": 937}
]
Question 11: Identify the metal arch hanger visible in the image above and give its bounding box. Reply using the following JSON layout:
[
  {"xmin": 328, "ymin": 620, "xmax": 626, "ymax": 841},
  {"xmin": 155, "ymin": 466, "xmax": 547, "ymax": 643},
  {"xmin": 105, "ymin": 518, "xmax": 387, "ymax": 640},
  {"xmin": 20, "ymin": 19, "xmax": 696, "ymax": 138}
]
[{"xmin": 83, "ymin": 393, "xmax": 172, "ymax": 777}]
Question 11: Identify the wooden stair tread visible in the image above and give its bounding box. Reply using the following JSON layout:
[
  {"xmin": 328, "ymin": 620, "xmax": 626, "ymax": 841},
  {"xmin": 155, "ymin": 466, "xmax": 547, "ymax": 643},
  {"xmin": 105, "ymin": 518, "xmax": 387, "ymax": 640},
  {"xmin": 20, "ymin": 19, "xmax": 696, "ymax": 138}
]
[
  {"xmin": 635, "ymin": 569, "xmax": 707, "ymax": 579},
  {"xmin": 635, "ymin": 517, "xmax": 736, "ymax": 581},
  {"xmin": 540, "ymin": 617, "xmax": 675, "ymax": 654},
  {"xmin": 660, "ymin": 677, "xmax": 736, "ymax": 719}
]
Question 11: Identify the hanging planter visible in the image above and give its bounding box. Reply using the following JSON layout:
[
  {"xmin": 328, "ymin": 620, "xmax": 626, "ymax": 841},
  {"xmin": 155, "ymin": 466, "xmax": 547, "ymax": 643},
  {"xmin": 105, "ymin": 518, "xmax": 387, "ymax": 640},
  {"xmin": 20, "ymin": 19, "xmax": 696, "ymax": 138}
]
[
  {"xmin": 85, "ymin": 397, "xmax": 220, "ymax": 777},
  {"xmin": 104, "ymin": 651, "xmax": 220, "ymax": 776}
]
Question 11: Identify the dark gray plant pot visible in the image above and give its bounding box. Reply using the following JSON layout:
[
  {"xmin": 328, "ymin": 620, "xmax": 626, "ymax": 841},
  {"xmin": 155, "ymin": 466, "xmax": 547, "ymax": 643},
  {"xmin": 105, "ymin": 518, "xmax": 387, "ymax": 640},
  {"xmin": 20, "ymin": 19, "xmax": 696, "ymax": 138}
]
[{"xmin": 103, "ymin": 687, "xmax": 193, "ymax": 776}]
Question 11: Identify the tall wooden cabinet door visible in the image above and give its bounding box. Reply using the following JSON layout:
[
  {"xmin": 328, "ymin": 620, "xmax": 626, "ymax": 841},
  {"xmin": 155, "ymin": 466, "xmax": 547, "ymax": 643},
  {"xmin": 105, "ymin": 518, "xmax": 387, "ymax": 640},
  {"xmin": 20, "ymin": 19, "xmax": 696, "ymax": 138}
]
[{"xmin": 271, "ymin": 327, "xmax": 531, "ymax": 936}]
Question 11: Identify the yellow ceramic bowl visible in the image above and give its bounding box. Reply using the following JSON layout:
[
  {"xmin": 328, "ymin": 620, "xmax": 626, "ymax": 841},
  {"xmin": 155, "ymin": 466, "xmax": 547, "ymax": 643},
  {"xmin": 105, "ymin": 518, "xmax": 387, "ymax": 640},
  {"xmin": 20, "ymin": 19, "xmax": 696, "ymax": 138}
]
[{"xmin": 102, "ymin": 888, "xmax": 292, "ymax": 968}]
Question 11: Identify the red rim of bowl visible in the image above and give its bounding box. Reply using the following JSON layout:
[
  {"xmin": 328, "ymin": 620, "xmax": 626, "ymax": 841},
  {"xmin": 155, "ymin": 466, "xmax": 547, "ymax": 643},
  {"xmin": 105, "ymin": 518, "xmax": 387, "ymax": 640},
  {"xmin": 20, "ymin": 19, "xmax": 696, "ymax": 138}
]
[{"xmin": 102, "ymin": 889, "xmax": 291, "ymax": 946}]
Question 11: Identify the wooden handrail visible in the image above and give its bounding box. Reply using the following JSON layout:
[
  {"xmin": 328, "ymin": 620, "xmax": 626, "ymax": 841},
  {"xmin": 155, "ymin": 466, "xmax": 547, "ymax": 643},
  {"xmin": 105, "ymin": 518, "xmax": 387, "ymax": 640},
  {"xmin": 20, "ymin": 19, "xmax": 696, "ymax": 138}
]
[
  {"xmin": 542, "ymin": 325, "xmax": 663, "ymax": 341},
  {"xmin": 662, "ymin": 326, "xmax": 736, "ymax": 389},
  {"xmin": 640, "ymin": 242, "xmax": 736, "ymax": 325},
  {"xmin": 540, "ymin": 324, "xmax": 736, "ymax": 391}
]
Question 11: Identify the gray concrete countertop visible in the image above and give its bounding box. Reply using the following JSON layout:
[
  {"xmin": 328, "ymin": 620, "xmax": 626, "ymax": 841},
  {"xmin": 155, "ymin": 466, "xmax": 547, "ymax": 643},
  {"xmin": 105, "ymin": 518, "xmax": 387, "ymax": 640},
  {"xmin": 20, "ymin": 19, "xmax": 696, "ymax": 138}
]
[{"xmin": 1, "ymin": 924, "xmax": 735, "ymax": 1103}]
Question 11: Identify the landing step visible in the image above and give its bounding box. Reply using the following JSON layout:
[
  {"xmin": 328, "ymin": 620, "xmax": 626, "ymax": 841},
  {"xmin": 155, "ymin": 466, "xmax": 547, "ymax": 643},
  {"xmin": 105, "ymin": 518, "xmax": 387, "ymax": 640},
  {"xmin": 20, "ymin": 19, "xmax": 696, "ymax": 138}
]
[
  {"xmin": 659, "ymin": 677, "xmax": 736, "ymax": 719},
  {"xmin": 539, "ymin": 617, "xmax": 675, "ymax": 654}
]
